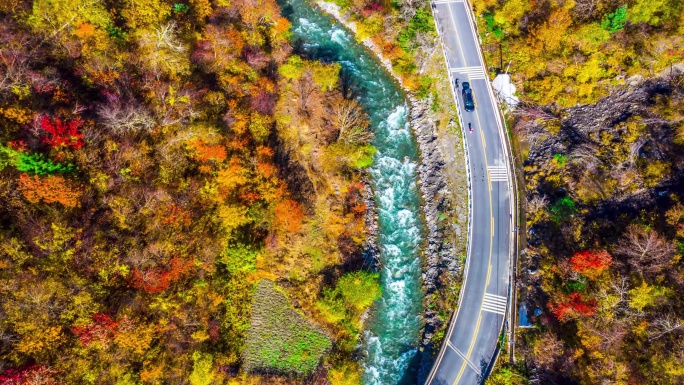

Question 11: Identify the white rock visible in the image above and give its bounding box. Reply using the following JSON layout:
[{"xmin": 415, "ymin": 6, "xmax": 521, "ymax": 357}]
[{"xmin": 492, "ymin": 73, "xmax": 519, "ymax": 110}]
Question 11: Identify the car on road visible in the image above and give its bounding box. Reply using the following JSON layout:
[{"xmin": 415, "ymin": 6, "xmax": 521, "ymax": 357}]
[{"xmin": 462, "ymin": 82, "xmax": 475, "ymax": 112}]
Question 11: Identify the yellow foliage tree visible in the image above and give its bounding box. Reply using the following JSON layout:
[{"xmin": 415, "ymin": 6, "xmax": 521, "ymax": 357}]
[
  {"xmin": 121, "ymin": 0, "xmax": 172, "ymax": 29},
  {"xmin": 529, "ymin": 8, "xmax": 572, "ymax": 53}
]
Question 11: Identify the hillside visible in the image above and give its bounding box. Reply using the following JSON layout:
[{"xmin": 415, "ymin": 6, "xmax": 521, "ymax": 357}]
[
  {"xmin": 474, "ymin": 0, "xmax": 684, "ymax": 384},
  {"xmin": 0, "ymin": 0, "xmax": 379, "ymax": 383}
]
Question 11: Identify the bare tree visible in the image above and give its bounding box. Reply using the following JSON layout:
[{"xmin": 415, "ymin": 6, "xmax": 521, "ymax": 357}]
[
  {"xmin": 534, "ymin": 331, "xmax": 564, "ymax": 370},
  {"xmin": 583, "ymin": 318, "xmax": 629, "ymax": 353},
  {"xmin": 570, "ymin": 142, "xmax": 602, "ymax": 171},
  {"xmin": 527, "ymin": 194, "xmax": 549, "ymax": 216},
  {"xmin": 648, "ymin": 313, "xmax": 683, "ymax": 341},
  {"xmin": 514, "ymin": 118, "xmax": 545, "ymax": 146},
  {"xmin": 572, "ymin": 0, "xmax": 598, "ymax": 21},
  {"xmin": 334, "ymin": 99, "xmax": 372, "ymax": 145},
  {"xmin": 97, "ymin": 102, "xmax": 155, "ymax": 135},
  {"xmin": 136, "ymin": 22, "xmax": 190, "ymax": 79},
  {"xmin": 295, "ymin": 71, "xmax": 318, "ymax": 111},
  {"xmin": 0, "ymin": 30, "xmax": 31, "ymax": 99},
  {"xmin": 616, "ymin": 225, "xmax": 676, "ymax": 277}
]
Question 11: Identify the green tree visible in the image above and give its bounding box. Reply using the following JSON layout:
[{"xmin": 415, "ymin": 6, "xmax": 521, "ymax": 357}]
[
  {"xmin": 549, "ymin": 196, "xmax": 577, "ymax": 222},
  {"xmin": 279, "ymin": 55, "xmax": 306, "ymax": 80},
  {"xmin": 601, "ymin": 5, "xmax": 628, "ymax": 33},
  {"xmin": 15, "ymin": 152, "xmax": 75, "ymax": 175}
]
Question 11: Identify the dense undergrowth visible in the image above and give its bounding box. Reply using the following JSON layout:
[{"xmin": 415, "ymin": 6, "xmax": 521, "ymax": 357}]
[{"xmin": 0, "ymin": 0, "xmax": 381, "ymax": 383}]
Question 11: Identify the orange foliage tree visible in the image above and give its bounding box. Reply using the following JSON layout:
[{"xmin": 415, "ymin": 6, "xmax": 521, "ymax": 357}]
[
  {"xmin": 187, "ymin": 139, "xmax": 227, "ymax": 163},
  {"xmin": 274, "ymin": 199, "xmax": 304, "ymax": 233},
  {"xmin": 570, "ymin": 250, "xmax": 612, "ymax": 279},
  {"xmin": 17, "ymin": 174, "xmax": 82, "ymax": 207}
]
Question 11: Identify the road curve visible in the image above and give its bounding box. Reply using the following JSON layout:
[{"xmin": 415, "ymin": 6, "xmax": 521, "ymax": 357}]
[{"xmin": 425, "ymin": 0, "xmax": 516, "ymax": 384}]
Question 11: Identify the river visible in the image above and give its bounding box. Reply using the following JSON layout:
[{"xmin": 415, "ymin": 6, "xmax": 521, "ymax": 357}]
[{"xmin": 278, "ymin": 0, "xmax": 426, "ymax": 383}]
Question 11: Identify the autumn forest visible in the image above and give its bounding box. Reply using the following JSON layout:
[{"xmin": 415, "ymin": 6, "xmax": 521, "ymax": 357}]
[{"xmin": 2, "ymin": 0, "xmax": 684, "ymax": 383}]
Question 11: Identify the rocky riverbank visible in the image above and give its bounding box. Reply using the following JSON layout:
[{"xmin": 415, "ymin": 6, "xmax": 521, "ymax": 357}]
[
  {"xmin": 315, "ymin": 0, "xmax": 462, "ymax": 363},
  {"xmin": 361, "ymin": 177, "xmax": 380, "ymax": 265}
]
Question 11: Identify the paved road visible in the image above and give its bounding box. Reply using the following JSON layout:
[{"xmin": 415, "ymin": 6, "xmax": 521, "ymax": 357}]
[{"xmin": 425, "ymin": 0, "xmax": 515, "ymax": 384}]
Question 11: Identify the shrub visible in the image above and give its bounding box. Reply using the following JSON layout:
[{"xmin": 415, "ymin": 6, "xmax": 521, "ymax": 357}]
[
  {"xmin": 552, "ymin": 153, "xmax": 568, "ymax": 167},
  {"xmin": 335, "ymin": 271, "xmax": 381, "ymax": 313},
  {"xmin": 397, "ymin": 8, "xmax": 435, "ymax": 51},
  {"xmin": 317, "ymin": 271, "xmax": 381, "ymax": 329}
]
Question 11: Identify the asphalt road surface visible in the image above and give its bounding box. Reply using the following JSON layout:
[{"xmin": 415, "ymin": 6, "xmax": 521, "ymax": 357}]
[{"xmin": 425, "ymin": 1, "xmax": 514, "ymax": 384}]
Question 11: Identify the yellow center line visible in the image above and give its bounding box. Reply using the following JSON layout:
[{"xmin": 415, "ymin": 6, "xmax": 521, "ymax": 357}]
[
  {"xmin": 479, "ymin": 127, "xmax": 486, "ymax": 149},
  {"xmin": 486, "ymin": 264, "xmax": 492, "ymax": 285},
  {"xmin": 453, "ymin": 314, "xmax": 482, "ymax": 383},
  {"xmin": 452, "ymin": 105, "xmax": 495, "ymax": 385}
]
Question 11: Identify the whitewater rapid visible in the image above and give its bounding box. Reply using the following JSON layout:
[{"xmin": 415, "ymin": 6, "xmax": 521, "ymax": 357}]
[{"xmin": 280, "ymin": 1, "xmax": 425, "ymax": 383}]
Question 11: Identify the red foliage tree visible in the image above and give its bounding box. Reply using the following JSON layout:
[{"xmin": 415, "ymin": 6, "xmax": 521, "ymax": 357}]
[
  {"xmin": 344, "ymin": 182, "xmax": 366, "ymax": 217},
  {"xmin": 70, "ymin": 313, "xmax": 120, "ymax": 346},
  {"xmin": 243, "ymin": 46, "xmax": 269, "ymax": 70},
  {"xmin": 130, "ymin": 256, "xmax": 193, "ymax": 294},
  {"xmin": 363, "ymin": 2, "xmax": 383, "ymax": 17},
  {"xmin": 549, "ymin": 293, "xmax": 597, "ymax": 321},
  {"xmin": 162, "ymin": 204, "xmax": 192, "ymax": 227},
  {"xmin": 0, "ymin": 365, "xmax": 62, "ymax": 385},
  {"xmin": 40, "ymin": 116, "xmax": 84, "ymax": 150},
  {"xmin": 249, "ymin": 89, "xmax": 276, "ymax": 115},
  {"xmin": 8, "ymin": 140, "xmax": 27, "ymax": 151},
  {"xmin": 570, "ymin": 249, "xmax": 612, "ymax": 279}
]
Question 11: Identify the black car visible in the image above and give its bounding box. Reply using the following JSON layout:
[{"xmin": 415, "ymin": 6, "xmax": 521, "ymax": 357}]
[{"xmin": 462, "ymin": 82, "xmax": 475, "ymax": 112}]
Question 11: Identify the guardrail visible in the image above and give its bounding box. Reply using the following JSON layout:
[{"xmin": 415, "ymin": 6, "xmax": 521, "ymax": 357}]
[
  {"xmin": 426, "ymin": 0, "xmax": 521, "ymax": 380},
  {"xmin": 459, "ymin": 0, "xmax": 521, "ymax": 364}
]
